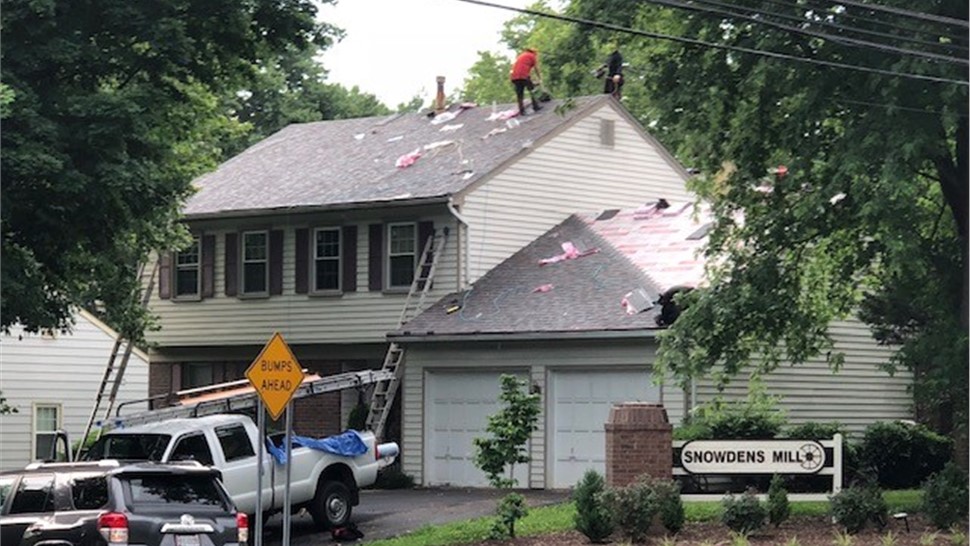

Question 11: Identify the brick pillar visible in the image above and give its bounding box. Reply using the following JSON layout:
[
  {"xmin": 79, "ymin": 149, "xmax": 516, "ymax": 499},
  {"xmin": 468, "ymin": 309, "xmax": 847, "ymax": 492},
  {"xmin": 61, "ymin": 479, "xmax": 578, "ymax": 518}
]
[{"xmin": 605, "ymin": 403, "xmax": 673, "ymax": 487}]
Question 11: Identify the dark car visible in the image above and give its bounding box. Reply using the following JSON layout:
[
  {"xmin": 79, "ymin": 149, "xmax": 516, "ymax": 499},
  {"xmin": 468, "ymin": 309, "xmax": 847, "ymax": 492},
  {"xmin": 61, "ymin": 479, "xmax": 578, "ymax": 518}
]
[{"xmin": 0, "ymin": 460, "xmax": 248, "ymax": 546}]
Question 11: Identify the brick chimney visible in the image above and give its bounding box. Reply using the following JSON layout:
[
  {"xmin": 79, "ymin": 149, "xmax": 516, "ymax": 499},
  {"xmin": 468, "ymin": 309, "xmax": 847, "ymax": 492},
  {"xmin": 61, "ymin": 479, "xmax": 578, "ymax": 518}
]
[{"xmin": 435, "ymin": 76, "xmax": 446, "ymax": 113}]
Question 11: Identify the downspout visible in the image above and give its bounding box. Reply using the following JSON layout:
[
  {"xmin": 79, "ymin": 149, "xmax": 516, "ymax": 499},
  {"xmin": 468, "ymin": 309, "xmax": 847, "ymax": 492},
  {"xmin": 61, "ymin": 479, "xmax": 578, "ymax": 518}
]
[{"xmin": 447, "ymin": 197, "xmax": 471, "ymax": 290}]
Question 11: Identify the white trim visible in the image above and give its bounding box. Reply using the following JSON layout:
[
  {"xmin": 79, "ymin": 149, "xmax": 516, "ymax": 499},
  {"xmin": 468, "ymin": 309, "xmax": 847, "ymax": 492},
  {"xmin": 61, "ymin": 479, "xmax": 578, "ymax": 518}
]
[
  {"xmin": 311, "ymin": 226, "xmax": 342, "ymax": 293},
  {"xmin": 31, "ymin": 403, "xmax": 62, "ymax": 461},
  {"xmin": 241, "ymin": 230, "xmax": 270, "ymax": 296},
  {"xmin": 386, "ymin": 222, "xmax": 417, "ymax": 289}
]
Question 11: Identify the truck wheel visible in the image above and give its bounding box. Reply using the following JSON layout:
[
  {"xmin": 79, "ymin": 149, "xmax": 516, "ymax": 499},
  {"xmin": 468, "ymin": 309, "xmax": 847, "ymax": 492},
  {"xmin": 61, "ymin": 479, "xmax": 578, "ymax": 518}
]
[{"xmin": 310, "ymin": 481, "xmax": 352, "ymax": 530}]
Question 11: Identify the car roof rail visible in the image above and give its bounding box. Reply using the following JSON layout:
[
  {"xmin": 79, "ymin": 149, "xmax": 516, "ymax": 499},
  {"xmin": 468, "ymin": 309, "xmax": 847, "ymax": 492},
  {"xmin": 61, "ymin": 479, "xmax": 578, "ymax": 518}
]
[{"xmin": 24, "ymin": 460, "xmax": 122, "ymax": 471}]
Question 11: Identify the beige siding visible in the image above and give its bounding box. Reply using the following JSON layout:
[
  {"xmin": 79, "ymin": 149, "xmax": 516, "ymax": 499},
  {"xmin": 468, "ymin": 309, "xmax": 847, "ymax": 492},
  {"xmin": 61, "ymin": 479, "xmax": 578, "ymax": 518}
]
[
  {"xmin": 147, "ymin": 214, "xmax": 459, "ymax": 347},
  {"xmin": 0, "ymin": 313, "xmax": 149, "ymax": 471},
  {"xmin": 400, "ymin": 339, "xmax": 683, "ymax": 487},
  {"xmin": 463, "ymin": 103, "xmax": 691, "ymax": 281},
  {"xmin": 695, "ymin": 319, "xmax": 913, "ymax": 436}
]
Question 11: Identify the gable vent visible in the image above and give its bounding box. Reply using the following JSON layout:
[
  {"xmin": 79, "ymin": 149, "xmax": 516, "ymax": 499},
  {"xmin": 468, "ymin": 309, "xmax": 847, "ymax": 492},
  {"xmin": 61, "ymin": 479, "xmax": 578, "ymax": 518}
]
[{"xmin": 599, "ymin": 119, "xmax": 615, "ymax": 147}]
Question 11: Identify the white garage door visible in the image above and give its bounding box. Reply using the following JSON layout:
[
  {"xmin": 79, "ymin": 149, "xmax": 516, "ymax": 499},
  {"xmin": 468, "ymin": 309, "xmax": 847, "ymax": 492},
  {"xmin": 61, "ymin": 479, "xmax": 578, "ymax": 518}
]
[
  {"xmin": 550, "ymin": 369, "xmax": 659, "ymax": 488},
  {"xmin": 425, "ymin": 370, "xmax": 529, "ymax": 487}
]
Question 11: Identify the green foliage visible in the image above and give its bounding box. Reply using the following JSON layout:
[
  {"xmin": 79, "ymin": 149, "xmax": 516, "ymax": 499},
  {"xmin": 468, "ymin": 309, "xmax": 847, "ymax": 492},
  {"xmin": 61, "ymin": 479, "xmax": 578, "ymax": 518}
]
[
  {"xmin": 682, "ymin": 377, "xmax": 786, "ymax": 439},
  {"xmin": 830, "ymin": 484, "xmax": 888, "ymax": 534},
  {"xmin": 599, "ymin": 478, "xmax": 657, "ymax": 543},
  {"xmin": 767, "ymin": 474, "xmax": 790, "ymax": 527},
  {"xmin": 346, "ymin": 398, "xmax": 368, "ymax": 431},
  {"xmin": 785, "ymin": 422, "xmax": 846, "ymax": 441},
  {"xmin": 489, "ymin": 492, "xmax": 529, "ymax": 539},
  {"xmin": 473, "ymin": 374, "xmax": 541, "ymax": 489},
  {"xmin": 858, "ymin": 421, "xmax": 951, "ymax": 489},
  {"xmin": 572, "ymin": 470, "xmax": 613, "ymax": 543},
  {"xmin": 951, "ymin": 530, "xmax": 969, "ymax": 546},
  {"xmin": 922, "ymin": 463, "xmax": 969, "ymax": 530},
  {"xmin": 461, "ymin": 51, "xmax": 514, "ymax": 105},
  {"xmin": 373, "ymin": 465, "xmax": 415, "ymax": 490},
  {"xmin": 0, "ymin": 391, "xmax": 17, "ymax": 415},
  {"xmin": 880, "ymin": 531, "xmax": 899, "ymax": 546},
  {"xmin": 833, "ymin": 530, "xmax": 856, "ymax": 546},
  {"xmin": 721, "ymin": 490, "xmax": 766, "ymax": 534},
  {"xmin": 654, "ymin": 479, "xmax": 685, "ymax": 534}
]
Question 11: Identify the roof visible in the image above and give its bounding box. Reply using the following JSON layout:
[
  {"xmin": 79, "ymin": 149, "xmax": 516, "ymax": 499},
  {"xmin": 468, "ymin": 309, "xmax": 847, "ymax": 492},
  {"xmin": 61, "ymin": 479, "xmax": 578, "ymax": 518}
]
[
  {"xmin": 184, "ymin": 95, "xmax": 614, "ymax": 218},
  {"xmin": 390, "ymin": 201, "xmax": 710, "ymax": 340}
]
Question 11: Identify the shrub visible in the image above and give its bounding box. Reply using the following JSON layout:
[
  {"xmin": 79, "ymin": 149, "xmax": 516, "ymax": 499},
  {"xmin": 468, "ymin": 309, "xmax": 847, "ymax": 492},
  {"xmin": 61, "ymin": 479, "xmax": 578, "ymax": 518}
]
[
  {"xmin": 690, "ymin": 378, "xmax": 787, "ymax": 440},
  {"xmin": 653, "ymin": 479, "xmax": 685, "ymax": 534},
  {"xmin": 922, "ymin": 462, "xmax": 969, "ymax": 530},
  {"xmin": 722, "ymin": 489, "xmax": 766, "ymax": 534},
  {"xmin": 489, "ymin": 492, "xmax": 529, "ymax": 539},
  {"xmin": 767, "ymin": 474, "xmax": 790, "ymax": 527},
  {"xmin": 573, "ymin": 470, "xmax": 613, "ymax": 543},
  {"xmin": 785, "ymin": 421, "xmax": 846, "ymax": 440},
  {"xmin": 858, "ymin": 421, "xmax": 951, "ymax": 489},
  {"xmin": 600, "ymin": 477, "xmax": 658, "ymax": 543},
  {"xmin": 373, "ymin": 465, "xmax": 415, "ymax": 489},
  {"xmin": 346, "ymin": 399, "xmax": 368, "ymax": 431},
  {"xmin": 830, "ymin": 484, "xmax": 887, "ymax": 534}
]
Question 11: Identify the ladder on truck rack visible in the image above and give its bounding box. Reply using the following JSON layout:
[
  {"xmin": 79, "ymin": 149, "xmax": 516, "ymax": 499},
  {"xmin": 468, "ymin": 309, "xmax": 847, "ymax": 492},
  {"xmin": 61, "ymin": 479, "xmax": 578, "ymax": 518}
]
[
  {"xmin": 76, "ymin": 261, "xmax": 158, "ymax": 460},
  {"xmin": 366, "ymin": 227, "xmax": 449, "ymax": 440},
  {"xmin": 105, "ymin": 369, "xmax": 395, "ymax": 430}
]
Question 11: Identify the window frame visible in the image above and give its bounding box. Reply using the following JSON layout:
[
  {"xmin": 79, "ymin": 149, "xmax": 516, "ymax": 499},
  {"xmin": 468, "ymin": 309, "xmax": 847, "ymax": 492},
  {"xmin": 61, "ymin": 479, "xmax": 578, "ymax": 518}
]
[
  {"xmin": 214, "ymin": 424, "xmax": 256, "ymax": 463},
  {"xmin": 240, "ymin": 230, "xmax": 270, "ymax": 297},
  {"xmin": 169, "ymin": 432, "xmax": 214, "ymax": 466},
  {"xmin": 311, "ymin": 226, "xmax": 342, "ymax": 294},
  {"xmin": 173, "ymin": 236, "xmax": 202, "ymax": 300},
  {"xmin": 32, "ymin": 403, "xmax": 61, "ymax": 462},
  {"xmin": 386, "ymin": 222, "xmax": 418, "ymax": 290}
]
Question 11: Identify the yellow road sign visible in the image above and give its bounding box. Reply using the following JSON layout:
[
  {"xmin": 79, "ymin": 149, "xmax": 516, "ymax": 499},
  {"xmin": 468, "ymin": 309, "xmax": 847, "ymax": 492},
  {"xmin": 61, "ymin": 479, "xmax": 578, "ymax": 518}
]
[{"xmin": 246, "ymin": 332, "xmax": 306, "ymax": 420}]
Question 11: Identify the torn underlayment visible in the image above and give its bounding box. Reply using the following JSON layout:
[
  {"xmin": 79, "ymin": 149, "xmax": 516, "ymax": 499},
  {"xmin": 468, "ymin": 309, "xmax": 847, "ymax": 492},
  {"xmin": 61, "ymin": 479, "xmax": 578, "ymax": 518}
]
[
  {"xmin": 539, "ymin": 241, "xmax": 600, "ymax": 265},
  {"xmin": 621, "ymin": 287, "xmax": 656, "ymax": 315},
  {"xmin": 533, "ymin": 284, "xmax": 554, "ymax": 293},
  {"xmin": 395, "ymin": 148, "xmax": 422, "ymax": 168}
]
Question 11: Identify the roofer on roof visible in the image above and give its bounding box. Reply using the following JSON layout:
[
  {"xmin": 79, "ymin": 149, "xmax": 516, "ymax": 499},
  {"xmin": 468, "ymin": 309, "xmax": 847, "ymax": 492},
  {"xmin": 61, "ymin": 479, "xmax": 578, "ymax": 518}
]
[{"xmin": 510, "ymin": 47, "xmax": 543, "ymax": 116}]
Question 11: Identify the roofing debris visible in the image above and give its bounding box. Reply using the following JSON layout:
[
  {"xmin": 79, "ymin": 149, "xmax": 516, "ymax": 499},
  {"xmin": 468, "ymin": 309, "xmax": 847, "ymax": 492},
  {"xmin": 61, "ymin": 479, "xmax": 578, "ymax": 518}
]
[
  {"xmin": 829, "ymin": 192, "xmax": 847, "ymax": 205},
  {"xmin": 533, "ymin": 284, "xmax": 554, "ymax": 293},
  {"xmin": 395, "ymin": 149, "xmax": 422, "ymax": 169},
  {"xmin": 439, "ymin": 123, "xmax": 464, "ymax": 132},
  {"xmin": 430, "ymin": 111, "xmax": 458, "ymax": 125},
  {"xmin": 487, "ymin": 109, "xmax": 520, "ymax": 121},
  {"xmin": 539, "ymin": 241, "xmax": 600, "ymax": 266},
  {"xmin": 386, "ymin": 135, "xmax": 404, "ymax": 142},
  {"xmin": 620, "ymin": 288, "xmax": 655, "ymax": 316},
  {"xmin": 482, "ymin": 127, "xmax": 507, "ymax": 139}
]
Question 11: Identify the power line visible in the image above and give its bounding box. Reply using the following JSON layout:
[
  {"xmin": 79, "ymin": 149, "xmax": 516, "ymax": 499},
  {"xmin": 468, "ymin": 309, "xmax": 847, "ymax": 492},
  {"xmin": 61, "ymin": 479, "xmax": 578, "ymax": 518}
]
[
  {"xmin": 456, "ymin": 0, "xmax": 969, "ymax": 86},
  {"xmin": 639, "ymin": 0, "xmax": 968, "ymax": 65},
  {"xmin": 688, "ymin": 0, "xmax": 968, "ymax": 54},
  {"xmin": 812, "ymin": 0, "xmax": 969, "ymax": 29}
]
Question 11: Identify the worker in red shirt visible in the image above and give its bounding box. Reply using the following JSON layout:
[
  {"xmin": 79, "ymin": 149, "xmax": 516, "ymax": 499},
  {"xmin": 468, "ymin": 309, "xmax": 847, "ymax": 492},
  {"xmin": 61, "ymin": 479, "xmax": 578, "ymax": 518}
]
[{"xmin": 510, "ymin": 47, "xmax": 542, "ymax": 116}]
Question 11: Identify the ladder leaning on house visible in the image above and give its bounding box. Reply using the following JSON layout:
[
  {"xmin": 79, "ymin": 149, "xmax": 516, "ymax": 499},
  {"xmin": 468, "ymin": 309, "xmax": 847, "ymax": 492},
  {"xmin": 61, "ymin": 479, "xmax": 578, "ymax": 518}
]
[
  {"xmin": 75, "ymin": 261, "xmax": 158, "ymax": 460},
  {"xmin": 365, "ymin": 227, "xmax": 450, "ymax": 440}
]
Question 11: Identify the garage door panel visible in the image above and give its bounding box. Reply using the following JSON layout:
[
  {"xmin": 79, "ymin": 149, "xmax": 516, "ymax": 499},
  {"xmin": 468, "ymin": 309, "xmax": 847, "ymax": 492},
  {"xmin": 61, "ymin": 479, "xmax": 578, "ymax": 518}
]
[{"xmin": 552, "ymin": 370, "xmax": 659, "ymax": 488}]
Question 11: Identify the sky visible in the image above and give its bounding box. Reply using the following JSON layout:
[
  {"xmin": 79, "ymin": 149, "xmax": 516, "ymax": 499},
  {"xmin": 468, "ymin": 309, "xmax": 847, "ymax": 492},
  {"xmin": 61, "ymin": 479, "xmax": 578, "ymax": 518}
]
[{"xmin": 317, "ymin": 0, "xmax": 531, "ymax": 108}]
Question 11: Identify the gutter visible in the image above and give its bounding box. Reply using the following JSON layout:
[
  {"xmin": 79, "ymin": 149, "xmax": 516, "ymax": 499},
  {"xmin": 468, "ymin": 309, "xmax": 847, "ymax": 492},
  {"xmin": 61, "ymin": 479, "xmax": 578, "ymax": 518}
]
[
  {"xmin": 447, "ymin": 197, "xmax": 471, "ymax": 290},
  {"xmin": 388, "ymin": 329, "xmax": 661, "ymax": 343},
  {"xmin": 183, "ymin": 195, "xmax": 451, "ymax": 221}
]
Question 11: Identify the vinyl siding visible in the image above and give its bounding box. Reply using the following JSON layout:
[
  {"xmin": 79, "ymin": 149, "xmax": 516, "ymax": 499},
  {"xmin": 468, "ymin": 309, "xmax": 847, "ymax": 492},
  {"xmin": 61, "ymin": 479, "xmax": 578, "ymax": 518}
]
[
  {"xmin": 0, "ymin": 313, "xmax": 149, "ymax": 471},
  {"xmin": 463, "ymin": 102, "xmax": 691, "ymax": 282},
  {"xmin": 400, "ymin": 339, "xmax": 684, "ymax": 488},
  {"xmin": 694, "ymin": 319, "xmax": 913, "ymax": 436},
  {"xmin": 147, "ymin": 214, "xmax": 459, "ymax": 347}
]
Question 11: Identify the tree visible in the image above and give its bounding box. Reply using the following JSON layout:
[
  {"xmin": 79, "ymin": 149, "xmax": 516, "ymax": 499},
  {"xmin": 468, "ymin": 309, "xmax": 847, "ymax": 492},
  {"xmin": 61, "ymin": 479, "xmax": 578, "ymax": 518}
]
[
  {"xmin": 461, "ymin": 51, "xmax": 513, "ymax": 105},
  {"xmin": 0, "ymin": 391, "xmax": 17, "ymax": 415},
  {"xmin": 1, "ymin": 0, "xmax": 340, "ymax": 340},
  {"xmin": 492, "ymin": 0, "xmax": 968, "ymax": 453},
  {"xmin": 473, "ymin": 374, "xmax": 541, "ymax": 538}
]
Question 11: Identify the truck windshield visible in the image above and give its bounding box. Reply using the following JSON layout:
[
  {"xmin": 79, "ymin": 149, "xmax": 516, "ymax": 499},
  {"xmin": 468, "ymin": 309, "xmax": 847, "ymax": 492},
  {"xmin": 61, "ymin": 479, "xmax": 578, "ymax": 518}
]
[{"xmin": 83, "ymin": 434, "xmax": 170, "ymax": 461}]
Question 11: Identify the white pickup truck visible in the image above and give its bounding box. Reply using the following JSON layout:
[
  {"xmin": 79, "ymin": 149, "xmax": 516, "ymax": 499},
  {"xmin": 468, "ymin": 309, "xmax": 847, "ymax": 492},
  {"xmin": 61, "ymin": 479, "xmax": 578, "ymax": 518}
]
[{"xmin": 82, "ymin": 414, "xmax": 397, "ymax": 529}]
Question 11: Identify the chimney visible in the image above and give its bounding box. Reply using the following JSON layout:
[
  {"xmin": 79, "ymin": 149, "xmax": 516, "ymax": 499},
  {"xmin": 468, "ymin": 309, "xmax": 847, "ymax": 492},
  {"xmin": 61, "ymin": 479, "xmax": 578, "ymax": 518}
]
[{"xmin": 435, "ymin": 76, "xmax": 446, "ymax": 113}]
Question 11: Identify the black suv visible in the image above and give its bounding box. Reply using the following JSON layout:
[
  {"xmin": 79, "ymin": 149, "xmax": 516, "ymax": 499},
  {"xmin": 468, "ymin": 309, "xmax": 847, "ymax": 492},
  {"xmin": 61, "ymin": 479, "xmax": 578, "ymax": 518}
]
[{"xmin": 0, "ymin": 461, "xmax": 248, "ymax": 546}]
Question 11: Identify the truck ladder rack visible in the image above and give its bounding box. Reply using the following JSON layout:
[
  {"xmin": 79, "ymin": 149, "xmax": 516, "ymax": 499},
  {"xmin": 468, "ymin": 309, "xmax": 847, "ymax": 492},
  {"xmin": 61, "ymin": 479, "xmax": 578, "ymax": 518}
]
[{"xmin": 105, "ymin": 369, "xmax": 394, "ymax": 430}]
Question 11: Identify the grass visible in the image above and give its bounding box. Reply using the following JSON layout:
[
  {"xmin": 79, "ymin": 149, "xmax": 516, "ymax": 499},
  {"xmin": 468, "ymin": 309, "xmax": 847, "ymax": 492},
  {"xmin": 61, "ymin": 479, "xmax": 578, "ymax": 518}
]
[{"xmin": 365, "ymin": 490, "xmax": 924, "ymax": 546}]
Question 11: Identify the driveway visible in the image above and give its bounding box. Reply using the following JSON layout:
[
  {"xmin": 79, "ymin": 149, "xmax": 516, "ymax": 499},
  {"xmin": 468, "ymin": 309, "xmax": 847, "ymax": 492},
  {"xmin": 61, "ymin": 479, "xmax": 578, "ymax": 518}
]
[{"xmin": 263, "ymin": 488, "xmax": 571, "ymax": 545}]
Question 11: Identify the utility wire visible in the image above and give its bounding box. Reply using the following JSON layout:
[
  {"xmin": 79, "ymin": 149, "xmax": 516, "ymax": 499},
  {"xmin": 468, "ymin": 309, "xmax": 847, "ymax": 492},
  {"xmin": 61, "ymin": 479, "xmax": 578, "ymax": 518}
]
[
  {"xmin": 688, "ymin": 0, "xmax": 968, "ymax": 53},
  {"xmin": 456, "ymin": 0, "xmax": 969, "ymax": 86},
  {"xmin": 638, "ymin": 0, "xmax": 968, "ymax": 65},
  {"xmin": 811, "ymin": 0, "xmax": 969, "ymax": 29}
]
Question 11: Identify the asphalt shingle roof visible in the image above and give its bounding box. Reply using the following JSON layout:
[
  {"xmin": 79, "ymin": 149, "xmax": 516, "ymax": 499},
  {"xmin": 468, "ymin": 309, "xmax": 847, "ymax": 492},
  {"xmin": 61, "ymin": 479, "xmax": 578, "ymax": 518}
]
[
  {"xmin": 391, "ymin": 201, "xmax": 710, "ymax": 339},
  {"xmin": 184, "ymin": 96, "xmax": 607, "ymax": 217}
]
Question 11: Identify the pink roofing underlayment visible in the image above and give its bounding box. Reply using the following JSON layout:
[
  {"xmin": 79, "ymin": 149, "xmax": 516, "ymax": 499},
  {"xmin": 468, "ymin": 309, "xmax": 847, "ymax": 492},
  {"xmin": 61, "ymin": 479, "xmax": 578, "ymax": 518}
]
[{"xmin": 581, "ymin": 200, "xmax": 711, "ymax": 294}]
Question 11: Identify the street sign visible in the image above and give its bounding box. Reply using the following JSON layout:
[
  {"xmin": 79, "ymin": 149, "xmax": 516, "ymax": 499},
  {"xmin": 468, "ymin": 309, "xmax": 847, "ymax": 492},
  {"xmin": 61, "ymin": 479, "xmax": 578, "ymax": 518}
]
[{"xmin": 246, "ymin": 332, "xmax": 306, "ymax": 420}]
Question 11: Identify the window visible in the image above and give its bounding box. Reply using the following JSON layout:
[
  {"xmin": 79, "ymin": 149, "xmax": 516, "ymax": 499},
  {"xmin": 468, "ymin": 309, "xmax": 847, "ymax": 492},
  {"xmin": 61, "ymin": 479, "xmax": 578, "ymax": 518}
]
[
  {"xmin": 9, "ymin": 474, "xmax": 55, "ymax": 514},
  {"xmin": 313, "ymin": 227, "xmax": 341, "ymax": 292},
  {"xmin": 182, "ymin": 363, "xmax": 215, "ymax": 389},
  {"xmin": 83, "ymin": 434, "xmax": 170, "ymax": 461},
  {"xmin": 242, "ymin": 231, "xmax": 269, "ymax": 294},
  {"xmin": 0, "ymin": 476, "xmax": 16, "ymax": 510},
  {"xmin": 175, "ymin": 237, "xmax": 201, "ymax": 297},
  {"xmin": 33, "ymin": 404, "xmax": 60, "ymax": 460},
  {"xmin": 71, "ymin": 475, "xmax": 109, "ymax": 510},
  {"xmin": 170, "ymin": 434, "xmax": 214, "ymax": 466},
  {"xmin": 215, "ymin": 425, "xmax": 255, "ymax": 462},
  {"xmin": 125, "ymin": 475, "xmax": 227, "ymax": 510},
  {"xmin": 387, "ymin": 223, "xmax": 417, "ymax": 288}
]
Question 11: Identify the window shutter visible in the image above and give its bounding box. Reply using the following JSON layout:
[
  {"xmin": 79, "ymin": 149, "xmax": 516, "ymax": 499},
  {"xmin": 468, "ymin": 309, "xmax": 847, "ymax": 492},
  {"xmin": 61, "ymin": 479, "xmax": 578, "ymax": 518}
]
[
  {"xmin": 342, "ymin": 225, "xmax": 358, "ymax": 292},
  {"xmin": 417, "ymin": 221, "xmax": 435, "ymax": 290},
  {"xmin": 269, "ymin": 229, "xmax": 284, "ymax": 296},
  {"xmin": 224, "ymin": 233, "xmax": 238, "ymax": 297},
  {"xmin": 201, "ymin": 235, "xmax": 215, "ymax": 298},
  {"xmin": 295, "ymin": 228, "xmax": 309, "ymax": 295},
  {"xmin": 368, "ymin": 224, "xmax": 383, "ymax": 291},
  {"xmin": 158, "ymin": 252, "xmax": 172, "ymax": 300}
]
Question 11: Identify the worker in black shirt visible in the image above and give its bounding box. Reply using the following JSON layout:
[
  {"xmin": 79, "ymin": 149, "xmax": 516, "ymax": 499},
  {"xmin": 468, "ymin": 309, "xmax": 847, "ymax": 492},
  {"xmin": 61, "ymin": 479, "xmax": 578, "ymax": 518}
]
[{"xmin": 595, "ymin": 48, "xmax": 624, "ymax": 98}]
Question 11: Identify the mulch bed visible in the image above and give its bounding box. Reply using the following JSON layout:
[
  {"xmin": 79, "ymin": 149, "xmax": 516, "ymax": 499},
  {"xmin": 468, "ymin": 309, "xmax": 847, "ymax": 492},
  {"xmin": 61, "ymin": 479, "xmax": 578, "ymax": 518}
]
[{"xmin": 467, "ymin": 515, "xmax": 965, "ymax": 545}]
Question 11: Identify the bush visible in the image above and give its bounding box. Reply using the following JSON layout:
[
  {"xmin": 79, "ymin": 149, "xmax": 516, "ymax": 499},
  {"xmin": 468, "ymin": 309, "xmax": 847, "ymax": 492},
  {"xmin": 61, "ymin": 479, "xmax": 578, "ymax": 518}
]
[
  {"xmin": 653, "ymin": 479, "xmax": 685, "ymax": 534},
  {"xmin": 346, "ymin": 399, "xmax": 368, "ymax": 431},
  {"xmin": 922, "ymin": 462, "xmax": 969, "ymax": 530},
  {"xmin": 573, "ymin": 470, "xmax": 614, "ymax": 543},
  {"xmin": 722, "ymin": 489, "xmax": 766, "ymax": 534},
  {"xmin": 785, "ymin": 421, "xmax": 846, "ymax": 440},
  {"xmin": 373, "ymin": 465, "xmax": 415, "ymax": 489},
  {"xmin": 689, "ymin": 378, "xmax": 787, "ymax": 440},
  {"xmin": 489, "ymin": 492, "xmax": 528, "ymax": 539},
  {"xmin": 830, "ymin": 484, "xmax": 887, "ymax": 534},
  {"xmin": 767, "ymin": 474, "xmax": 790, "ymax": 527},
  {"xmin": 600, "ymin": 477, "xmax": 658, "ymax": 543},
  {"xmin": 858, "ymin": 421, "xmax": 951, "ymax": 489}
]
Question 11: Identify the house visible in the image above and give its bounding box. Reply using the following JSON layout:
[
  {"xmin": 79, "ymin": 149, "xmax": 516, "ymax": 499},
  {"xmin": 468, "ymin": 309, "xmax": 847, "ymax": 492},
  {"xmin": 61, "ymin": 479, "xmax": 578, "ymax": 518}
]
[
  {"xmin": 145, "ymin": 94, "xmax": 693, "ymax": 438},
  {"xmin": 0, "ymin": 310, "xmax": 149, "ymax": 471},
  {"xmin": 390, "ymin": 203, "xmax": 914, "ymax": 488}
]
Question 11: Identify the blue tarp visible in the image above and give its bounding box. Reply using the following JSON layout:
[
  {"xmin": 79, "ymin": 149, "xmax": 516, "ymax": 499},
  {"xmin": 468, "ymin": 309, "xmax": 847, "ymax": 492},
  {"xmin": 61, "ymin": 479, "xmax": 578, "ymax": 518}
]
[{"xmin": 265, "ymin": 430, "xmax": 368, "ymax": 465}]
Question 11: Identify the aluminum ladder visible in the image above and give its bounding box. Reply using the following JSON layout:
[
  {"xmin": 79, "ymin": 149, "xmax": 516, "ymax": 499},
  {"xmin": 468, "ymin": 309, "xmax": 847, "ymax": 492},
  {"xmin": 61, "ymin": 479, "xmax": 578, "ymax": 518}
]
[{"xmin": 366, "ymin": 227, "xmax": 449, "ymax": 439}]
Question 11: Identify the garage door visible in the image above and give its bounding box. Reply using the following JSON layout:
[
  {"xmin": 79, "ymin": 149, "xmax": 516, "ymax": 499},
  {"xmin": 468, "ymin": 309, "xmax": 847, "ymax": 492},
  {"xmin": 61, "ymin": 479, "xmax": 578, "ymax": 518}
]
[
  {"xmin": 550, "ymin": 369, "xmax": 659, "ymax": 488},
  {"xmin": 425, "ymin": 370, "xmax": 529, "ymax": 487}
]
